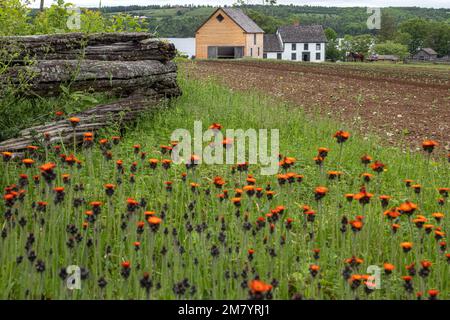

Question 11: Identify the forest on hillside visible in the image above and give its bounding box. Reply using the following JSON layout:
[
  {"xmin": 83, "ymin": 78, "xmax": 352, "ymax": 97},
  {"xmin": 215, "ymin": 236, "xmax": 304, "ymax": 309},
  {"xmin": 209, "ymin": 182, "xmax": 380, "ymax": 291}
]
[{"xmin": 99, "ymin": 4, "xmax": 450, "ymax": 38}]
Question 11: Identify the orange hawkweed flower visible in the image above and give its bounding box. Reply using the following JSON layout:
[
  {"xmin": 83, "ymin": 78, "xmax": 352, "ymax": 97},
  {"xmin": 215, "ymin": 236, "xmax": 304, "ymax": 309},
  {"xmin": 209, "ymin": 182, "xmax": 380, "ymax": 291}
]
[
  {"xmin": 344, "ymin": 193, "xmax": 354, "ymax": 202},
  {"xmin": 83, "ymin": 132, "xmax": 94, "ymax": 141},
  {"xmin": 361, "ymin": 154, "xmax": 372, "ymax": 165},
  {"xmin": 428, "ymin": 289, "xmax": 439, "ymax": 300},
  {"xmin": 422, "ymin": 140, "xmax": 438, "ymax": 153},
  {"xmin": 246, "ymin": 176, "xmax": 256, "ymax": 185},
  {"xmin": 361, "ymin": 173, "xmax": 373, "ymax": 182},
  {"xmin": 2, "ymin": 151, "xmax": 13, "ymax": 161},
  {"xmin": 411, "ymin": 184, "xmax": 421, "ymax": 194},
  {"xmin": 420, "ymin": 260, "xmax": 432, "ymax": 269},
  {"xmin": 209, "ymin": 123, "xmax": 222, "ymax": 130},
  {"xmin": 333, "ymin": 130, "xmax": 350, "ymax": 143},
  {"xmin": 400, "ymin": 242, "xmax": 413, "ymax": 253},
  {"xmin": 397, "ymin": 201, "xmax": 418, "ymax": 216},
  {"xmin": 68, "ymin": 117, "xmax": 80, "ymax": 127},
  {"xmin": 309, "ymin": 264, "xmax": 320, "ymax": 277},
  {"xmin": 384, "ymin": 209, "xmax": 400, "ymax": 220},
  {"xmin": 213, "ymin": 176, "xmax": 225, "ymax": 188},
  {"xmin": 438, "ymin": 188, "xmax": 449, "ymax": 197},
  {"xmin": 90, "ymin": 201, "xmax": 102, "ymax": 207},
  {"xmin": 144, "ymin": 211, "xmax": 155, "ymax": 218},
  {"xmin": 404, "ymin": 179, "xmax": 413, "ymax": 187},
  {"xmin": 370, "ymin": 161, "xmax": 385, "ymax": 173},
  {"xmin": 243, "ymin": 185, "xmax": 255, "ymax": 196},
  {"xmin": 349, "ymin": 219, "xmax": 363, "ymax": 232},
  {"xmin": 432, "ymin": 212, "xmax": 444, "ymax": 222},
  {"xmin": 412, "ymin": 215, "xmax": 427, "ymax": 228},
  {"xmin": 318, "ymin": 147, "xmax": 329, "ymax": 158},
  {"xmin": 231, "ymin": 197, "xmax": 241, "ymax": 207},
  {"xmin": 391, "ymin": 223, "xmax": 400, "ymax": 233},
  {"xmin": 313, "ymin": 155, "xmax": 324, "ymax": 166},
  {"xmin": 248, "ymin": 279, "xmax": 272, "ymax": 294},
  {"xmin": 327, "ymin": 171, "xmax": 342, "ymax": 180},
  {"xmin": 314, "ymin": 186, "xmax": 328, "ymax": 201},
  {"xmin": 148, "ymin": 216, "xmax": 162, "ymax": 225},
  {"xmin": 379, "ymin": 195, "xmax": 391, "ymax": 207},
  {"xmin": 162, "ymin": 159, "xmax": 172, "ymax": 170},
  {"xmin": 279, "ymin": 156, "xmax": 296, "ymax": 169},
  {"xmin": 26, "ymin": 145, "xmax": 38, "ymax": 152},
  {"xmin": 353, "ymin": 187, "xmax": 373, "ymax": 205},
  {"xmin": 383, "ymin": 263, "xmax": 395, "ymax": 274},
  {"xmin": 148, "ymin": 158, "xmax": 159, "ymax": 169},
  {"xmin": 22, "ymin": 158, "xmax": 35, "ymax": 168},
  {"xmin": 266, "ymin": 190, "xmax": 275, "ymax": 200}
]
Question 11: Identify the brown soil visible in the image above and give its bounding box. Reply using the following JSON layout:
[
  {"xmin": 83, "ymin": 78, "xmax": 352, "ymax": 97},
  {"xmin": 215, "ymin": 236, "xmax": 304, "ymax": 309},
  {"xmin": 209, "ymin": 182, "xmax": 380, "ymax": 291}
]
[{"xmin": 183, "ymin": 60, "xmax": 450, "ymax": 153}]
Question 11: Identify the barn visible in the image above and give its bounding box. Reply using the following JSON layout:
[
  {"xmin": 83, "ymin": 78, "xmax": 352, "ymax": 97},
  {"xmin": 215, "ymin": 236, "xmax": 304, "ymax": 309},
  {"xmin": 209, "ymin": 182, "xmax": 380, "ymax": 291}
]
[
  {"xmin": 412, "ymin": 48, "xmax": 438, "ymax": 61},
  {"xmin": 195, "ymin": 7, "xmax": 264, "ymax": 59}
]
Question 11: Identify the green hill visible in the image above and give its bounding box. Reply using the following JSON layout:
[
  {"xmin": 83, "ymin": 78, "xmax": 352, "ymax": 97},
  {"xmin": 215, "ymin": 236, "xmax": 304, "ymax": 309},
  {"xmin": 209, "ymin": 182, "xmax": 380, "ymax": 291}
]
[{"xmin": 99, "ymin": 5, "xmax": 450, "ymax": 37}]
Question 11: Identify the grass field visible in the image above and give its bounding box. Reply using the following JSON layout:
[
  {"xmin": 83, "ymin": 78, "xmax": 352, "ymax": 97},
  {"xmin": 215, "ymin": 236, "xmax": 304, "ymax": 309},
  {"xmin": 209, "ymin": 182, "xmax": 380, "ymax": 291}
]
[{"xmin": 0, "ymin": 71, "xmax": 449, "ymax": 299}]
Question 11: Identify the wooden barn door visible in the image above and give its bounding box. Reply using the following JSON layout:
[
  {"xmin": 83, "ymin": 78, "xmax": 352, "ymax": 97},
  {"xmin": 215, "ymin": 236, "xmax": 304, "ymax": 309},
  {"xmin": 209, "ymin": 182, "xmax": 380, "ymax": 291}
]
[
  {"xmin": 207, "ymin": 46, "xmax": 218, "ymax": 59},
  {"xmin": 234, "ymin": 47, "xmax": 244, "ymax": 59}
]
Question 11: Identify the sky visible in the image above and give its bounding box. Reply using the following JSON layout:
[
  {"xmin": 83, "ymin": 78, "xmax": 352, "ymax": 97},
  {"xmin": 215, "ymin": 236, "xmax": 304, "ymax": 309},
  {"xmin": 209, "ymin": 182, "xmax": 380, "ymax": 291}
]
[{"xmin": 29, "ymin": 0, "xmax": 450, "ymax": 9}]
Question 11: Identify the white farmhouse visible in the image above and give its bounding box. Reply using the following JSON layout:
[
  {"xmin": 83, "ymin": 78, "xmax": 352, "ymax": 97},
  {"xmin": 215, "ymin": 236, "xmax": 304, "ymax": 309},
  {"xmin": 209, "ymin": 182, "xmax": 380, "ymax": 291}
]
[{"xmin": 263, "ymin": 24, "xmax": 327, "ymax": 62}]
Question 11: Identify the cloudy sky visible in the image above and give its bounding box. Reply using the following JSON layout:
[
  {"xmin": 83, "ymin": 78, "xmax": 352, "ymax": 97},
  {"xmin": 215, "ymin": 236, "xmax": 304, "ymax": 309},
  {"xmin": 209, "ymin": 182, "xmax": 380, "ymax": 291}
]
[{"xmin": 29, "ymin": 0, "xmax": 450, "ymax": 9}]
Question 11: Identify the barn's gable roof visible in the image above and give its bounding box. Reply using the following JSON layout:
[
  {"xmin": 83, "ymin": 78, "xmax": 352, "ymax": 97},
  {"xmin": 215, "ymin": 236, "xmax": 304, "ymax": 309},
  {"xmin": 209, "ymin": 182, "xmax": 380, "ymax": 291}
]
[
  {"xmin": 222, "ymin": 8, "xmax": 264, "ymax": 33},
  {"xmin": 196, "ymin": 7, "xmax": 264, "ymax": 34},
  {"xmin": 420, "ymin": 48, "xmax": 437, "ymax": 55},
  {"xmin": 263, "ymin": 34, "xmax": 283, "ymax": 52},
  {"xmin": 278, "ymin": 25, "xmax": 326, "ymax": 43}
]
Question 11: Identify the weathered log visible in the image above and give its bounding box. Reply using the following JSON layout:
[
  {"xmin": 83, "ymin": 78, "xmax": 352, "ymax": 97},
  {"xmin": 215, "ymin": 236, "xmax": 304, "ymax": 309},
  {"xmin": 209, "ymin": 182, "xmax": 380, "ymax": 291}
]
[
  {"xmin": 2, "ymin": 60, "xmax": 180, "ymax": 97},
  {"xmin": 0, "ymin": 33, "xmax": 176, "ymax": 62},
  {"xmin": 0, "ymin": 91, "xmax": 179, "ymax": 153}
]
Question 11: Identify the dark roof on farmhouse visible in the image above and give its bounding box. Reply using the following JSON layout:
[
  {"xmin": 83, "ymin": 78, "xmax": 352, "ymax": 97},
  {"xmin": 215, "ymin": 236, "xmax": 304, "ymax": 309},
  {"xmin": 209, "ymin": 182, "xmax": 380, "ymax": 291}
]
[
  {"xmin": 264, "ymin": 34, "xmax": 283, "ymax": 52},
  {"xmin": 420, "ymin": 48, "xmax": 437, "ymax": 55},
  {"xmin": 221, "ymin": 8, "xmax": 264, "ymax": 33},
  {"xmin": 278, "ymin": 25, "xmax": 326, "ymax": 43}
]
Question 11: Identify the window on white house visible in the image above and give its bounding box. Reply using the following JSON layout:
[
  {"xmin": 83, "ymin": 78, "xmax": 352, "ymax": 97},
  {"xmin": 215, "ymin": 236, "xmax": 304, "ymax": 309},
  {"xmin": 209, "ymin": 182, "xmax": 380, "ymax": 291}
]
[
  {"xmin": 316, "ymin": 43, "xmax": 321, "ymax": 51},
  {"xmin": 263, "ymin": 53, "xmax": 267, "ymax": 59},
  {"xmin": 291, "ymin": 53, "xmax": 297, "ymax": 60},
  {"xmin": 316, "ymin": 53, "xmax": 321, "ymax": 60},
  {"xmin": 250, "ymin": 48, "xmax": 253, "ymax": 56},
  {"xmin": 304, "ymin": 43, "xmax": 309, "ymax": 50},
  {"xmin": 292, "ymin": 43, "xmax": 296, "ymax": 51},
  {"xmin": 257, "ymin": 47, "xmax": 260, "ymax": 56},
  {"xmin": 254, "ymin": 34, "xmax": 257, "ymax": 45},
  {"xmin": 216, "ymin": 14, "xmax": 224, "ymax": 22},
  {"xmin": 277, "ymin": 53, "xmax": 282, "ymax": 60}
]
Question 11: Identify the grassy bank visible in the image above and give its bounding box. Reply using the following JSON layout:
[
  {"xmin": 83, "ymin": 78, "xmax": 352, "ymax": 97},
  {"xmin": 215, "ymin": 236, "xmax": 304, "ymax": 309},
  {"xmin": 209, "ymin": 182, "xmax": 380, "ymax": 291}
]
[{"xmin": 0, "ymin": 73, "xmax": 448, "ymax": 299}]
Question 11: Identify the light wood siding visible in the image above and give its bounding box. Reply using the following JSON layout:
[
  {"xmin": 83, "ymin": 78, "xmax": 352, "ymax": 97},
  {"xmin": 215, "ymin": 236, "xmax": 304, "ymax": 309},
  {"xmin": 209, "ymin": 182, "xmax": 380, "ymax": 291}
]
[
  {"xmin": 195, "ymin": 9, "xmax": 247, "ymax": 59},
  {"xmin": 245, "ymin": 33, "xmax": 264, "ymax": 58}
]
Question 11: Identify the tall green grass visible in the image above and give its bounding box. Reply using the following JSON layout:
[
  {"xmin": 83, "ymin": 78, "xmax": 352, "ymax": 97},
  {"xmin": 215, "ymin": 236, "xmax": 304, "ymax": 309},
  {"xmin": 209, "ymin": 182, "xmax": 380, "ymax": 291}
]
[{"xmin": 0, "ymin": 73, "xmax": 448, "ymax": 299}]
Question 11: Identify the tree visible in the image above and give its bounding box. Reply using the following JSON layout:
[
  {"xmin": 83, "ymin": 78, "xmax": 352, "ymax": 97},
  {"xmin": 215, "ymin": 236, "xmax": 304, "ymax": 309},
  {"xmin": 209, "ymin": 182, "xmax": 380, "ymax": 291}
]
[
  {"xmin": 378, "ymin": 10, "xmax": 396, "ymax": 41},
  {"xmin": 324, "ymin": 27, "xmax": 340, "ymax": 61},
  {"xmin": 0, "ymin": 0, "xmax": 31, "ymax": 36},
  {"xmin": 374, "ymin": 41, "xmax": 409, "ymax": 59},
  {"xmin": 399, "ymin": 18, "xmax": 428, "ymax": 53},
  {"xmin": 40, "ymin": 0, "xmax": 45, "ymax": 11},
  {"xmin": 343, "ymin": 34, "xmax": 374, "ymax": 56}
]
